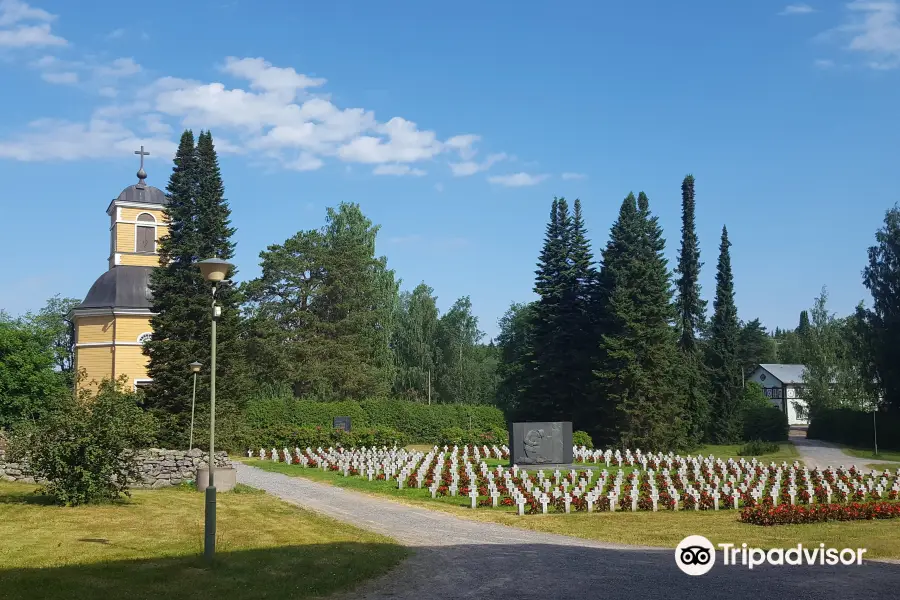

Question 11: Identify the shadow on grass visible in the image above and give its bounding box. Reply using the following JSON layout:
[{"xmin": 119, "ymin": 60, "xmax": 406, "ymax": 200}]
[
  {"xmin": 3, "ymin": 541, "xmax": 899, "ymax": 600},
  {"xmin": 0, "ymin": 487, "xmax": 56, "ymax": 506},
  {"xmin": 0, "ymin": 542, "xmax": 408, "ymax": 600}
]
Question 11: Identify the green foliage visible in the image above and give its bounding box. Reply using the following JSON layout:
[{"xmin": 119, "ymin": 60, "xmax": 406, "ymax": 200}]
[
  {"xmin": 234, "ymin": 424, "xmax": 407, "ymax": 451},
  {"xmin": 808, "ymin": 408, "xmax": 900, "ymax": 451},
  {"xmin": 740, "ymin": 382, "xmax": 788, "ymax": 442},
  {"xmin": 144, "ymin": 130, "xmax": 246, "ymax": 447},
  {"xmin": 860, "ymin": 205, "xmax": 900, "ymax": 411},
  {"xmin": 244, "ymin": 202, "xmax": 398, "ymax": 401},
  {"xmin": 219, "ymin": 396, "xmax": 507, "ymax": 450},
  {"xmin": 29, "ymin": 295, "xmax": 80, "ymax": 388},
  {"xmin": 495, "ymin": 301, "xmax": 537, "ymax": 419},
  {"xmin": 0, "ymin": 311, "xmax": 68, "ymax": 428},
  {"xmin": 706, "ymin": 226, "xmax": 743, "ymax": 443},
  {"xmin": 8, "ymin": 378, "xmax": 157, "ymax": 506},
  {"xmin": 738, "ymin": 439, "xmax": 780, "ymax": 456},
  {"xmin": 737, "ymin": 318, "xmax": 777, "ymax": 375},
  {"xmin": 517, "ymin": 198, "xmax": 598, "ymax": 427},
  {"xmin": 573, "ymin": 430, "xmax": 594, "ymax": 449},
  {"xmin": 437, "ymin": 425, "xmax": 508, "ymax": 447},
  {"xmin": 392, "ymin": 283, "xmax": 440, "ymax": 401},
  {"xmin": 674, "ymin": 175, "xmax": 710, "ymax": 446},
  {"xmin": 594, "ymin": 192, "xmax": 686, "ymax": 451}
]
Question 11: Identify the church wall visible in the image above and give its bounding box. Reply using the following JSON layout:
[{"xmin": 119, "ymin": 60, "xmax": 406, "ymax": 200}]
[
  {"xmin": 121, "ymin": 207, "xmax": 166, "ymax": 221},
  {"xmin": 75, "ymin": 315, "xmax": 114, "ymax": 343},
  {"xmin": 114, "ymin": 315, "xmax": 153, "ymax": 341},
  {"xmin": 119, "ymin": 253, "xmax": 163, "ymax": 267},
  {"xmin": 75, "ymin": 346, "xmax": 114, "ymax": 387},
  {"xmin": 114, "ymin": 345, "xmax": 150, "ymax": 388},
  {"xmin": 116, "ymin": 222, "xmax": 137, "ymax": 252}
]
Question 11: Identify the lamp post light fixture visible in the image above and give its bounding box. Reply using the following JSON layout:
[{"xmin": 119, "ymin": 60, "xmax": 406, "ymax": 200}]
[
  {"xmin": 197, "ymin": 257, "xmax": 233, "ymax": 561},
  {"xmin": 188, "ymin": 361, "xmax": 202, "ymax": 452}
]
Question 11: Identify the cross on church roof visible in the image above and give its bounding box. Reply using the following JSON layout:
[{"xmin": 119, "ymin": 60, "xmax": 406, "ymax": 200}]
[{"xmin": 135, "ymin": 145, "xmax": 149, "ymax": 186}]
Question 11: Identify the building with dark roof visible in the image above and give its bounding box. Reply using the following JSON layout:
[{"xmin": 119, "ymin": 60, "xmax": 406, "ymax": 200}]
[
  {"xmin": 745, "ymin": 364, "xmax": 810, "ymax": 426},
  {"xmin": 71, "ymin": 149, "xmax": 168, "ymax": 391}
]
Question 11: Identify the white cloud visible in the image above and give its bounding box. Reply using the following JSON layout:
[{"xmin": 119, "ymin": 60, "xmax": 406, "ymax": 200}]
[
  {"xmin": 40, "ymin": 70, "xmax": 76, "ymax": 84},
  {"xmin": 0, "ymin": 23, "xmax": 64, "ymax": 47},
  {"xmin": 450, "ymin": 152, "xmax": 507, "ymax": 176},
  {"xmin": 561, "ymin": 172, "xmax": 587, "ymax": 180},
  {"xmin": 2, "ymin": 40, "xmax": 522, "ymax": 175},
  {"xmin": 434, "ymin": 182, "xmax": 444, "ymax": 192},
  {"xmin": 0, "ymin": 0, "xmax": 54, "ymax": 26},
  {"xmin": 222, "ymin": 56, "xmax": 326, "ymax": 97},
  {"xmin": 0, "ymin": 118, "xmax": 176, "ymax": 162},
  {"xmin": 487, "ymin": 172, "xmax": 549, "ymax": 187},
  {"xmin": 373, "ymin": 164, "xmax": 426, "ymax": 176},
  {"xmin": 106, "ymin": 28, "xmax": 125, "ymax": 39},
  {"xmin": 814, "ymin": 58, "xmax": 836, "ymax": 68},
  {"xmin": 822, "ymin": 1, "xmax": 900, "ymax": 69},
  {"xmin": 780, "ymin": 3, "xmax": 816, "ymax": 15},
  {"xmin": 94, "ymin": 57, "xmax": 141, "ymax": 78}
]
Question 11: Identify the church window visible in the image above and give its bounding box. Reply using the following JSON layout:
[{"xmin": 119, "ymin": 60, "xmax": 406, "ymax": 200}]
[
  {"xmin": 137, "ymin": 332, "xmax": 152, "ymax": 345},
  {"xmin": 136, "ymin": 213, "xmax": 156, "ymax": 253}
]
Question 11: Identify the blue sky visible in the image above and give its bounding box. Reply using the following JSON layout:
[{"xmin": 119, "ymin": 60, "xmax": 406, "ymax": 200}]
[{"xmin": 1, "ymin": 1, "xmax": 898, "ymax": 340}]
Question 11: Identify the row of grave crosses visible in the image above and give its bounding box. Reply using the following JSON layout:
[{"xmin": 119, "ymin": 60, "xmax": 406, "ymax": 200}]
[{"xmin": 247, "ymin": 444, "xmax": 900, "ymax": 514}]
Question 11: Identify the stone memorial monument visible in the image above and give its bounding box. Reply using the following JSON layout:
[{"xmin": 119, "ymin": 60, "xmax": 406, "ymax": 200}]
[
  {"xmin": 509, "ymin": 421, "xmax": 573, "ymax": 466},
  {"xmin": 333, "ymin": 416, "xmax": 352, "ymax": 432}
]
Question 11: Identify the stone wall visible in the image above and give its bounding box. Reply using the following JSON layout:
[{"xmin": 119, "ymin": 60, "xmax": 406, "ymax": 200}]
[{"xmin": 0, "ymin": 448, "xmax": 231, "ymax": 489}]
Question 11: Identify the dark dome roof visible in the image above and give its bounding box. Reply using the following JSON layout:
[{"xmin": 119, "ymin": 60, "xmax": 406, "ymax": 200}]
[
  {"xmin": 116, "ymin": 184, "xmax": 167, "ymax": 206},
  {"xmin": 78, "ymin": 266, "xmax": 154, "ymax": 310}
]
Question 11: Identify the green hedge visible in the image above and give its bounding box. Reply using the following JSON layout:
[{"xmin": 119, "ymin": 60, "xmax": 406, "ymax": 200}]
[
  {"xmin": 220, "ymin": 398, "xmax": 507, "ymax": 451},
  {"xmin": 742, "ymin": 405, "xmax": 789, "ymax": 442},
  {"xmin": 808, "ymin": 408, "xmax": 900, "ymax": 451}
]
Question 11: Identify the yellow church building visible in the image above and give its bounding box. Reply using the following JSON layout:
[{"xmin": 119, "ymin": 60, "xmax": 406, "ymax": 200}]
[{"xmin": 71, "ymin": 148, "xmax": 168, "ymax": 391}]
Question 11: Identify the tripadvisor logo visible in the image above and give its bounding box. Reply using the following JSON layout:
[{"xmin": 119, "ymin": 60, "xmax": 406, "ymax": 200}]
[{"xmin": 675, "ymin": 536, "xmax": 868, "ymax": 575}]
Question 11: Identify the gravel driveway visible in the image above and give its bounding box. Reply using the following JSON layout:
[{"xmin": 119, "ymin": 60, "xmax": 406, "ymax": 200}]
[
  {"xmin": 235, "ymin": 463, "xmax": 899, "ymax": 600},
  {"xmin": 790, "ymin": 427, "xmax": 896, "ymax": 470}
]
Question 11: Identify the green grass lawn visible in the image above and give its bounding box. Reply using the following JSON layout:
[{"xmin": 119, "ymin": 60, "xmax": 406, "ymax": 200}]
[
  {"xmin": 244, "ymin": 456, "xmax": 900, "ymax": 559},
  {"xmin": 694, "ymin": 443, "xmax": 801, "ymax": 465},
  {"xmin": 842, "ymin": 446, "xmax": 900, "ymax": 463},
  {"xmin": 867, "ymin": 463, "xmax": 900, "ymax": 472},
  {"xmin": 0, "ymin": 481, "xmax": 407, "ymax": 600}
]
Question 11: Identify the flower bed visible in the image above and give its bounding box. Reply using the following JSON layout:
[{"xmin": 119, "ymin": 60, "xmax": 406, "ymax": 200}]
[{"xmin": 741, "ymin": 501, "xmax": 900, "ymax": 525}]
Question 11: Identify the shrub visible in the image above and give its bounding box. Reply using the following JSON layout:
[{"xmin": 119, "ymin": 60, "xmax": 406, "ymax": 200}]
[
  {"xmin": 741, "ymin": 385, "xmax": 788, "ymax": 443},
  {"xmin": 438, "ymin": 426, "xmax": 468, "ymax": 447},
  {"xmin": 741, "ymin": 502, "xmax": 900, "ymax": 526},
  {"xmin": 573, "ymin": 430, "xmax": 594, "ymax": 449},
  {"xmin": 738, "ymin": 439, "xmax": 780, "ymax": 456},
  {"xmin": 224, "ymin": 396, "xmax": 506, "ymax": 450},
  {"xmin": 808, "ymin": 408, "xmax": 900, "ymax": 451},
  {"xmin": 235, "ymin": 424, "xmax": 407, "ymax": 451},
  {"xmin": 8, "ymin": 378, "xmax": 157, "ymax": 506}
]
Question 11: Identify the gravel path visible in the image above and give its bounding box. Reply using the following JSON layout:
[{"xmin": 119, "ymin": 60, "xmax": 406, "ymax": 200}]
[
  {"xmin": 790, "ymin": 427, "xmax": 895, "ymax": 470},
  {"xmin": 236, "ymin": 463, "xmax": 899, "ymax": 600}
]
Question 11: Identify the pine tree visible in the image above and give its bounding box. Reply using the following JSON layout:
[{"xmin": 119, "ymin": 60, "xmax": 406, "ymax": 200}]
[
  {"xmin": 594, "ymin": 193, "xmax": 684, "ymax": 450},
  {"xmin": 564, "ymin": 199, "xmax": 598, "ymax": 429},
  {"xmin": 706, "ymin": 225, "xmax": 743, "ymax": 443},
  {"xmin": 144, "ymin": 130, "xmax": 245, "ymax": 447},
  {"xmin": 392, "ymin": 283, "xmax": 440, "ymax": 401},
  {"xmin": 673, "ymin": 175, "xmax": 710, "ymax": 444},
  {"xmin": 521, "ymin": 199, "xmax": 568, "ymax": 419}
]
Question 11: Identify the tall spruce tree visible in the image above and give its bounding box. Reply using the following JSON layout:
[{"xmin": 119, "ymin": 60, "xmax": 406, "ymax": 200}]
[
  {"xmin": 144, "ymin": 130, "xmax": 244, "ymax": 446},
  {"xmin": 673, "ymin": 175, "xmax": 710, "ymax": 445},
  {"xmin": 521, "ymin": 199, "xmax": 567, "ymax": 419},
  {"xmin": 706, "ymin": 225, "xmax": 743, "ymax": 443},
  {"xmin": 594, "ymin": 193, "xmax": 684, "ymax": 450}
]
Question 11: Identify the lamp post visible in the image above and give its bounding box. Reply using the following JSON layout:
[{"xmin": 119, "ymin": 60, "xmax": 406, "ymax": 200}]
[
  {"xmin": 188, "ymin": 361, "xmax": 202, "ymax": 452},
  {"xmin": 197, "ymin": 257, "xmax": 233, "ymax": 562}
]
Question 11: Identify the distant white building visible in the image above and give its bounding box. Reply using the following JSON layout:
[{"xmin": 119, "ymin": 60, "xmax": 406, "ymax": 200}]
[{"xmin": 745, "ymin": 364, "xmax": 810, "ymax": 426}]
